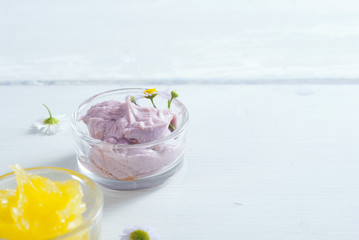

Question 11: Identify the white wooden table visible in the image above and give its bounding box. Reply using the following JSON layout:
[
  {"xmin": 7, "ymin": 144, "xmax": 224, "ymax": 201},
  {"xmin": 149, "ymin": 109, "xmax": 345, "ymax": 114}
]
[
  {"xmin": 1, "ymin": 0, "xmax": 359, "ymax": 82},
  {"xmin": 0, "ymin": 83, "xmax": 358, "ymax": 239}
]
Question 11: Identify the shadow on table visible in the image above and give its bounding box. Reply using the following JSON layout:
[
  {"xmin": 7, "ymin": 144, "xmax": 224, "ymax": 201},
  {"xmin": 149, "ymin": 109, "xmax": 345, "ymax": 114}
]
[
  {"xmin": 101, "ymin": 182, "xmax": 170, "ymax": 210},
  {"xmin": 101, "ymin": 160, "xmax": 187, "ymax": 210},
  {"xmin": 47, "ymin": 153, "xmax": 78, "ymax": 171}
]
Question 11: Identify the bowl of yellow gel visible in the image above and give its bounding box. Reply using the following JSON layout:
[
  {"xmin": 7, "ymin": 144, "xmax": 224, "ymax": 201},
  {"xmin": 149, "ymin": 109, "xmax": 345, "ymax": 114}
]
[{"xmin": 0, "ymin": 165, "xmax": 103, "ymax": 240}]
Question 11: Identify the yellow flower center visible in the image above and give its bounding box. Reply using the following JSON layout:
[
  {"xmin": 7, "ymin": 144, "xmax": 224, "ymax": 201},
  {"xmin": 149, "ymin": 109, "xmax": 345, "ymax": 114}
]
[
  {"xmin": 130, "ymin": 230, "xmax": 150, "ymax": 240},
  {"xmin": 144, "ymin": 88, "xmax": 157, "ymax": 95}
]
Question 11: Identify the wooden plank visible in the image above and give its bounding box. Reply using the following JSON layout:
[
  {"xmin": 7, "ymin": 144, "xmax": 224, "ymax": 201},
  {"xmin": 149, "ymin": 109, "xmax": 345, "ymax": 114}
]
[
  {"xmin": 1, "ymin": 0, "xmax": 359, "ymax": 81},
  {"xmin": 0, "ymin": 84, "xmax": 358, "ymax": 239}
]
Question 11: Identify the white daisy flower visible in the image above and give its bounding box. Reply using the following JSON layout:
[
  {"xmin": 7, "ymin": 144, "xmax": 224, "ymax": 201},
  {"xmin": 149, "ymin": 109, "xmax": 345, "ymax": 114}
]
[
  {"xmin": 131, "ymin": 88, "xmax": 173, "ymax": 110},
  {"xmin": 32, "ymin": 104, "xmax": 67, "ymax": 135},
  {"xmin": 120, "ymin": 226, "xmax": 159, "ymax": 240},
  {"xmin": 133, "ymin": 88, "xmax": 171, "ymax": 102}
]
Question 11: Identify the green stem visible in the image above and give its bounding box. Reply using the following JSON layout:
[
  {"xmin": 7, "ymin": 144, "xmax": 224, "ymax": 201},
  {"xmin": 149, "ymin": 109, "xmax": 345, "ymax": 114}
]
[
  {"xmin": 168, "ymin": 97, "xmax": 173, "ymax": 109},
  {"xmin": 43, "ymin": 104, "xmax": 53, "ymax": 118},
  {"xmin": 169, "ymin": 123, "xmax": 175, "ymax": 131},
  {"xmin": 150, "ymin": 98, "xmax": 157, "ymax": 109},
  {"xmin": 130, "ymin": 96, "xmax": 137, "ymax": 105},
  {"xmin": 43, "ymin": 104, "xmax": 59, "ymax": 124}
]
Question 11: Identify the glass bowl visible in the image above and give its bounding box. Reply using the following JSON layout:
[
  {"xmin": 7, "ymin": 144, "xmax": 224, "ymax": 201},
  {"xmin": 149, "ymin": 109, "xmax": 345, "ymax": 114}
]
[
  {"xmin": 0, "ymin": 167, "xmax": 103, "ymax": 240},
  {"xmin": 71, "ymin": 88, "xmax": 189, "ymax": 190}
]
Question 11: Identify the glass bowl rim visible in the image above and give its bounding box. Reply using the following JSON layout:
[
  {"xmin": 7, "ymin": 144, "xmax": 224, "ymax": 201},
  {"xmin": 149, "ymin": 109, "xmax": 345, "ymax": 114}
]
[
  {"xmin": 71, "ymin": 88, "xmax": 189, "ymax": 149},
  {"xmin": 0, "ymin": 166, "xmax": 104, "ymax": 240}
]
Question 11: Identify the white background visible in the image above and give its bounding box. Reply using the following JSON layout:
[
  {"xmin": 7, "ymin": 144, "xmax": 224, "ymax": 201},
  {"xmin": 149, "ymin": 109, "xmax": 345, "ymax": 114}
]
[{"xmin": 1, "ymin": 0, "xmax": 359, "ymax": 82}]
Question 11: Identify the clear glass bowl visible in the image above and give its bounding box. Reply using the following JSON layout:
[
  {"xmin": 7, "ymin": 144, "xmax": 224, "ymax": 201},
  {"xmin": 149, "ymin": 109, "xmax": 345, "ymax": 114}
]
[
  {"xmin": 71, "ymin": 88, "xmax": 189, "ymax": 190},
  {"xmin": 0, "ymin": 167, "xmax": 103, "ymax": 240}
]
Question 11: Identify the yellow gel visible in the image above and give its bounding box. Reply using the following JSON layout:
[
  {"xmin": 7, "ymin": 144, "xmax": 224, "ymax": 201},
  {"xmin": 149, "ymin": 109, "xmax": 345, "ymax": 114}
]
[{"xmin": 0, "ymin": 165, "xmax": 87, "ymax": 240}]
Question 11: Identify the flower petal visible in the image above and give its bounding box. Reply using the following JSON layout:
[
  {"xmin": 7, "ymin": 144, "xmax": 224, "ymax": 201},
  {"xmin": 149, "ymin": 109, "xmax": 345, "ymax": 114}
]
[{"xmin": 31, "ymin": 115, "xmax": 68, "ymax": 135}]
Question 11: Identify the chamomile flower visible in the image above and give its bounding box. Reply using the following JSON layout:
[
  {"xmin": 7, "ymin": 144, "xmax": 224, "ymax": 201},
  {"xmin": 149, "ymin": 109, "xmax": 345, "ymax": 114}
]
[
  {"xmin": 130, "ymin": 88, "xmax": 178, "ymax": 131},
  {"xmin": 144, "ymin": 88, "xmax": 158, "ymax": 95},
  {"xmin": 32, "ymin": 104, "xmax": 67, "ymax": 135},
  {"xmin": 133, "ymin": 88, "xmax": 171, "ymax": 103},
  {"xmin": 120, "ymin": 226, "xmax": 159, "ymax": 240}
]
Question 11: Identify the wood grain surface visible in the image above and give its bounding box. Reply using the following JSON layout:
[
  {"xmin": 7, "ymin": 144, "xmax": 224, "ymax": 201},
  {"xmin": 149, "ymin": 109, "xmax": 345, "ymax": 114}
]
[
  {"xmin": 1, "ymin": 0, "xmax": 359, "ymax": 82},
  {"xmin": 0, "ymin": 83, "xmax": 358, "ymax": 239}
]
